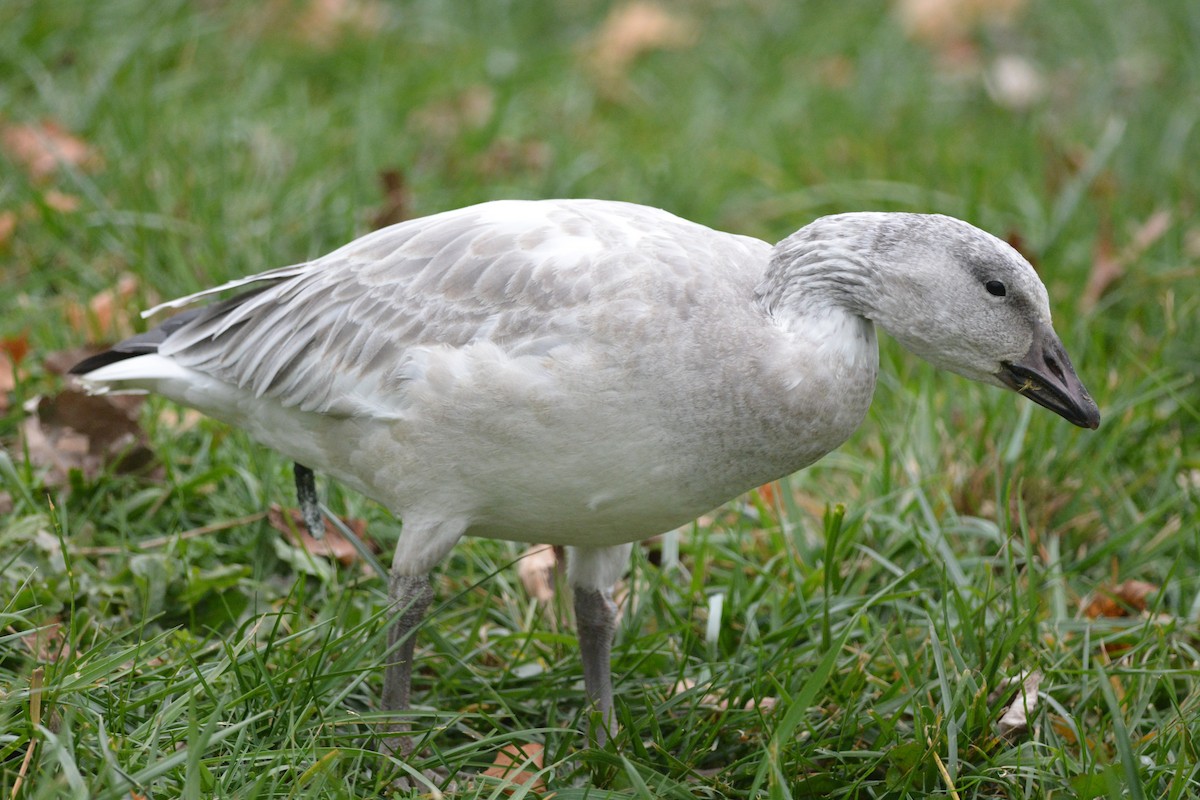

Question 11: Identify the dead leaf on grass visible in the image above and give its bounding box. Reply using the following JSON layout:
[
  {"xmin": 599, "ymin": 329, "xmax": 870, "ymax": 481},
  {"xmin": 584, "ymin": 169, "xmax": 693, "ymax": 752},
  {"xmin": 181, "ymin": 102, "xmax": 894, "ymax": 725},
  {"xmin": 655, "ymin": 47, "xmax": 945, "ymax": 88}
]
[
  {"xmin": 268, "ymin": 504, "xmax": 373, "ymax": 566},
  {"xmin": 993, "ymin": 669, "xmax": 1042, "ymax": 739},
  {"xmin": 291, "ymin": 0, "xmax": 386, "ymax": 48},
  {"xmin": 42, "ymin": 190, "xmax": 81, "ymax": 213},
  {"xmin": 410, "ymin": 85, "xmax": 496, "ymax": 139},
  {"xmin": 20, "ymin": 619, "xmax": 69, "ymax": 663},
  {"xmin": 368, "ymin": 168, "xmax": 410, "ymax": 230},
  {"xmin": 517, "ymin": 545, "xmax": 560, "ymax": 603},
  {"xmin": 585, "ymin": 2, "xmax": 698, "ymax": 91},
  {"xmin": 64, "ymin": 273, "xmax": 142, "ymax": 340},
  {"xmin": 41, "ymin": 345, "xmax": 106, "ymax": 377},
  {"xmin": 476, "ymin": 138, "xmax": 552, "ymax": 178},
  {"xmin": 671, "ymin": 678, "xmax": 778, "ymax": 712},
  {"xmin": 156, "ymin": 406, "xmax": 205, "ymax": 433},
  {"xmin": 1, "ymin": 119, "xmax": 103, "ymax": 182},
  {"xmin": 894, "ymin": 0, "xmax": 1027, "ymax": 47},
  {"xmin": 0, "ymin": 334, "xmax": 28, "ymax": 413},
  {"xmin": 480, "ymin": 742, "xmax": 546, "ymax": 792},
  {"xmin": 1082, "ymin": 209, "xmax": 1172, "ymax": 311},
  {"xmin": 20, "ymin": 388, "xmax": 153, "ymax": 486},
  {"xmin": 1083, "ymin": 579, "xmax": 1160, "ymax": 619},
  {"xmin": 0, "ymin": 209, "xmax": 16, "ymax": 247}
]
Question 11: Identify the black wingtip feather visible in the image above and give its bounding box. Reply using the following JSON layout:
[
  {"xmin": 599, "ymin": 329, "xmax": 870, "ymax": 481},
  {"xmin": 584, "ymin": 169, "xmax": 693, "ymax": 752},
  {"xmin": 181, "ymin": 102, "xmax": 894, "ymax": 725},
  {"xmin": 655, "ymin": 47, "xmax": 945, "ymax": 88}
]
[
  {"xmin": 70, "ymin": 349, "xmax": 140, "ymax": 375},
  {"xmin": 68, "ymin": 306, "xmax": 209, "ymax": 375}
]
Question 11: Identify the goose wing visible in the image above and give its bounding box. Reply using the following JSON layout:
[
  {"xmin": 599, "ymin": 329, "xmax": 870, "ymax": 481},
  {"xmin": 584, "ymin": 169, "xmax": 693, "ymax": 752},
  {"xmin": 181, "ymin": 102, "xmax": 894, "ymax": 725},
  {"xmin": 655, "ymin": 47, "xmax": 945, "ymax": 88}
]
[{"xmin": 153, "ymin": 200, "xmax": 761, "ymax": 417}]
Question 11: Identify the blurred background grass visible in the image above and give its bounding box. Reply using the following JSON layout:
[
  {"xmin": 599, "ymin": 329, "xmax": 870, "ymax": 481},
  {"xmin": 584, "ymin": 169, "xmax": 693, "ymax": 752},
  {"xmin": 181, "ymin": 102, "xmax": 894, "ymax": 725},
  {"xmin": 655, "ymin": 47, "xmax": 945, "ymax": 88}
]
[{"xmin": 1, "ymin": 0, "xmax": 1198, "ymax": 797}]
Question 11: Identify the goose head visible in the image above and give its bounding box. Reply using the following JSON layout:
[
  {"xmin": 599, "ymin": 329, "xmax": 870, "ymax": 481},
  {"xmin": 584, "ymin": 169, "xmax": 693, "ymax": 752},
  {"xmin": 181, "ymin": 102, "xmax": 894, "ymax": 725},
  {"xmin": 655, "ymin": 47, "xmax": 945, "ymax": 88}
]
[{"xmin": 764, "ymin": 212, "xmax": 1101, "ymax": 429}]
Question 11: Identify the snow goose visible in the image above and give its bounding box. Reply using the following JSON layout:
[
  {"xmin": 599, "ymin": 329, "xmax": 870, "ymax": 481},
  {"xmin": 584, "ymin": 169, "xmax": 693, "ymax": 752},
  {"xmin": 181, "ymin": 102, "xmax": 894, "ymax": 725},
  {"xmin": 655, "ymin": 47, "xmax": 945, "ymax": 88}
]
[{"xmin": 72, "ymin": 199, "xmax": 1100, "ymax": 748}]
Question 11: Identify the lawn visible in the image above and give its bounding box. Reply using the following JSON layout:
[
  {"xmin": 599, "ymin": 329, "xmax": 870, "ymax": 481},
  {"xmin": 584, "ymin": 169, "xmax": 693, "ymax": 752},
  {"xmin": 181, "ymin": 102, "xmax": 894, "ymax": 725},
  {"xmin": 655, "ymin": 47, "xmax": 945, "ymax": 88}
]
[{"xmin": 1, "ymin": 0, "xmax": 1198, "ymax": 797}]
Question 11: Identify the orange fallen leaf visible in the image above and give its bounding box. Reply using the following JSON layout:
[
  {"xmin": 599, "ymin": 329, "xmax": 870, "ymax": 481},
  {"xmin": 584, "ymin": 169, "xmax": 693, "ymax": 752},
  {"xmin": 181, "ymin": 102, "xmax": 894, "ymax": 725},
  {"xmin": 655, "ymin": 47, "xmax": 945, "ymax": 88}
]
[
  {"xmin": 368, "ymin": 168, "xmax": 410, "ymax": 230},
  {"xmin": 0, "ymin": 335, "xmax": 26, "ymax": 413},
  {"xmin": 586, "ymin": 2, "xmax": 698, "ymax": 90},
  {"xmin": 0, "ymin": 209, "xmax": 16, "ymax": 247},
  {"xmin": 292, "ymin": 0, "xmax": 386, "ymax": 47},
  {"xmin": 755, "ymin": 482, "xmax": 780, "ymax": 507},
  {"xmin": 43, "ymin": 190, "xmax": 81, "ymax": 213},
  {"xmin": 518, "ymin": 545, "xmax": 560, "ymax": 603},
  {"xmin": 1082, "ymin": 210, "xmax": 1172, "ymax": 311},
  {"xmin": 64, "ymin": 273, "xmax": 141, "ymax": 340},
  {"xmin": 20, "ymin": 388, "xmax": 152, "ymax": 486},
  {"xmin": 41, "ymin": 345, "xmax": 106, "ymax": 376},
  {"xmin": 480, "ymin": 742, "xmax": 546, "ymax": 792},
  {"xmin": 410, "ymin": 85, "xmax": 495, "ymax": 138},
  {"xmin": 21, "ymin": 619, "xmax": 69, "ymax": 662},
  {"xmin": 476, "ymin": 138, "xmax": 552, "ymax": 179},
  {"xmin": 268, "ymin": 504, "xmax": 374, "ymax": 566},
  {"xmin": 1, "ymin": 119, "xmax": 103, "ymax": 182},
  {"xmin": 1, "ymin": 334, "xmax": 29, "ymax": 366},
  {"xmin": 156, "ymin": 406, "xmax": 205, "ymax": 433},
  {"xmin": 1083, "ymin": 579, "xmax": 1160, "ymax": 619},
  {"xmin": 894, "ymin": 0, "xmax": 1027, "ymax": 48}
]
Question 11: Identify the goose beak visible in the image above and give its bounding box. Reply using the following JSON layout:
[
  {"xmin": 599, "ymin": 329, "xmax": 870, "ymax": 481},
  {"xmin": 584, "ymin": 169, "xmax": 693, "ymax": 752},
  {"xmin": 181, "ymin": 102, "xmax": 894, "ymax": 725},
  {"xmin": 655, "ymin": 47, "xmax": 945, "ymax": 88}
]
[{"xmin": 997, "ymin": 324, "xmax": 1100, "ymax": 430}]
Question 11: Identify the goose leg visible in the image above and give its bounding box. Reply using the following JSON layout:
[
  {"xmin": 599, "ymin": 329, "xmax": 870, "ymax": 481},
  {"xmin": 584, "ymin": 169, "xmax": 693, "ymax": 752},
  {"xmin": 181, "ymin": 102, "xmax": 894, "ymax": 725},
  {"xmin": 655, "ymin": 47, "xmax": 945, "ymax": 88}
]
[
  {"xmin": 293, "ymin": 463, "xmax": 326, "ymax": 538},
  {"xmin": 380, "ymin": 518, "xmax": 466, "ymax": 756},
  {"xmin": 574, "ymin": 586, "xmax": 619, "ymax": 745},
  {"xmin": 567, "ymin": 543, "xmax": 633, "ymax": 747},
  {"xmin": 381, "ymin": 572, "xmax": 434, "ymax": 755}
]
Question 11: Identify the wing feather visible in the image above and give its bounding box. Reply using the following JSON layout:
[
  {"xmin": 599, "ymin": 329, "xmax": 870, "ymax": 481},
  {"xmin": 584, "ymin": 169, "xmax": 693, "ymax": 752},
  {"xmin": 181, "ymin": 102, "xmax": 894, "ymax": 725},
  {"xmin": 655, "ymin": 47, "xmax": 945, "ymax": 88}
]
[{"xmin": 148, "ymin": 200, "xmax": 770, "ymax": 417}]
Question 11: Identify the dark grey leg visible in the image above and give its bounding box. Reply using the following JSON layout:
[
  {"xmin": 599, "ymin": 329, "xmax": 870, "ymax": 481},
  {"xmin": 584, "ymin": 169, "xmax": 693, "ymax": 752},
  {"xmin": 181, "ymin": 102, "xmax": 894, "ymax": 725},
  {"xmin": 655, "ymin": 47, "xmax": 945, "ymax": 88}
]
[
  {"xmin": 293, "ymin": 463, "xmax": 325, "ymax": 538},
  {"xmin": 574, "ymin": 587, "xmax": 619, "ymax": 746},
  {"xmin": 382, "ymin": 573, "xmax": 434, "ymax": 755}
]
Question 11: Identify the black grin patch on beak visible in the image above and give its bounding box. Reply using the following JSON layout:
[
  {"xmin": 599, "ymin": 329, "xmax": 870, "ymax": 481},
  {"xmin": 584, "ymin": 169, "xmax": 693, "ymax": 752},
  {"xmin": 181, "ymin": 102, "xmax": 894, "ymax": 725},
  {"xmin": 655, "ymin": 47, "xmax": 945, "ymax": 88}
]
[{"xmin": 997, "ymin": 325, "xmax": 1100, "ymax": 430}]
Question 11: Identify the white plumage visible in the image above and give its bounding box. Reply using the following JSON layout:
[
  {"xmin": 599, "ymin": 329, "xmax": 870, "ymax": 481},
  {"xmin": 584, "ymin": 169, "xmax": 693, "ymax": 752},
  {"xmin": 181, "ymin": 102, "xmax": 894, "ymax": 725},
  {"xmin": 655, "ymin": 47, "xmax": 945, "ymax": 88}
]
[{"xmin": 73, "ymin": 198, "xmax": 1099, "ymax": 749}]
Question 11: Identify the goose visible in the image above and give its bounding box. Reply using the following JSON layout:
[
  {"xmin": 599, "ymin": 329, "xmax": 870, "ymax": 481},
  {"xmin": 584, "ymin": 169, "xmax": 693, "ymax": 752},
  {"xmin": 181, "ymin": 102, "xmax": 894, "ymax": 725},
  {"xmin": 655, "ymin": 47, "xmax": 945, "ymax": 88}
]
[{"xmin": 71, "ymin": 199, "xmax": 1100, "ymax": 749}]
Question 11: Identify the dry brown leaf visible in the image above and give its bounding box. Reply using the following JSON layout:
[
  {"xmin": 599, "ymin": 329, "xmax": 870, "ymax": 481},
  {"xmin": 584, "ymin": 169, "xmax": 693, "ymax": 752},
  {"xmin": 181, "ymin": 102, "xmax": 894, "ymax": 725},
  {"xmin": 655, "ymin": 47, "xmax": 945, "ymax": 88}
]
[
  {"xmin": 586, "ymin": 2, "xmax": 698, "ymax": 88},
  {"xmin": 0, "ymin": 335, "xmax": 26, "ymax": 413},
  {"xmin": 671, "ymin": 678, "xmax": 777, "ymax": 713},
  {"xmin": 1004, "ymin": 229, "xmax": 1038, "ymax": 272},
  {"xmin": 268, "ymin": 504, "xmax": 373, "ymax": 566},
  {"xmin": 292, "ymin": 0, "xmax": 386, "ymax": 47},
  {"xmin": 41, "ymin": 345, "xmax": 105, "ymax": 376},
  {"xmin": 20, "ymin": 388, "xmax": 152, "ymax": 486},
  {"xmin": 1083, "ymin": 210, "xmax": 1172, "ymax": 311},
  {"xmin": 410, "ymin": 86, "xmax": 495, "ymax": 138},
  {"xmin": 894, "ymin": 0, "xmax": 1027, "ymax": 47},
  {"xmin": 0, "ymin": 209, "xmax": 16, "ymax": 247},
  {"xmin": 64, "ymin": 273, "xmax": 141, "ymax": 340},
  {"xmin": 1083, "ymin": 579, "xmax": 1160, "ymax": 619},
  {"xmin": 1084, "ymin": 227, "xmax": 1122, "ymax": 313},
  {"xmin": 0, "ymin": 362, "xmax": 13, "ymax": 413},
  {"xmin": 994, "ymin": 670, "xmax": 1042, "ymax": 739},
  {"xmin": 476, "ymin": 139, "xmax": 552, "ymax": 178},
  {"xmin": 21, "ymin": 619, "xmax": 69, "ymax": 662},
  {"xmin": 43, "ymin": 190, "xmax": 81, "ymax": 213},
  {"xmin": 480, "ymin": 742, "xmax": 546, "ymax": 792},
  {"xmin": 156, "ymin": 406, "xmax": 205, "ymax": 433},
  {"xmin": 1, "ymin": 119, "xmax": 103, "ymax": 182},
  {"xmin": 368, "ymin": 168, "xmax": 410, "ymax": 230},
  {"xmin": 1184, "ymin": 227, "xmax": 1200, "ymax": 259},
  {"xmin": 2, "ymin": 334, "xmax": 30, "ymax": 367},
  {"xmin": 518, "ymin": 545, "xmax": 560, "ymax": 603},
  {"xmin": 815, "ymin": 56, "xmax": 856, "ymax": 90}
]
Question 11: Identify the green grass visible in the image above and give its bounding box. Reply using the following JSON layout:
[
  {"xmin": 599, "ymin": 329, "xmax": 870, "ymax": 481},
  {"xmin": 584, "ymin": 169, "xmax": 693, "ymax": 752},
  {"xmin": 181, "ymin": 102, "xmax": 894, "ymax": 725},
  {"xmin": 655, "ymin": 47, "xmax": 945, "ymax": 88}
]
[{"xmin": 2, "ymin": 0, "xmax": 1199, "ymax": 796}]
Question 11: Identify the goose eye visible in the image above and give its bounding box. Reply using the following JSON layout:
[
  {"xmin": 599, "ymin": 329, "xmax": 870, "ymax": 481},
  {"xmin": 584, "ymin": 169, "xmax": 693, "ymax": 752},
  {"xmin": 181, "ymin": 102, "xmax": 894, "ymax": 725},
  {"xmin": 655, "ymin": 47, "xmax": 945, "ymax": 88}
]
[{"xmin": 985, "ymin": 280, "xmax": 1007, "ymax": 297}]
